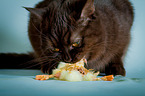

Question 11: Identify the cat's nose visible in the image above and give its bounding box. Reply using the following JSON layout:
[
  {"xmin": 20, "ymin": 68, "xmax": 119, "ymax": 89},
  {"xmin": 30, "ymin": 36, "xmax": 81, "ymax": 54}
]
[{"xmin": 62, "ymin": 49, "xmax": 72, "ymax": 63}]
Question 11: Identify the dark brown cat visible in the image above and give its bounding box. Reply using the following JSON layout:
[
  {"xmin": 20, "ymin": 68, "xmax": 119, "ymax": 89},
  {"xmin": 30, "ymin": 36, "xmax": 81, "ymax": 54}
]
[{"xmin": 0, "ymin": 0, "xmax": 134, "ymax": 76}]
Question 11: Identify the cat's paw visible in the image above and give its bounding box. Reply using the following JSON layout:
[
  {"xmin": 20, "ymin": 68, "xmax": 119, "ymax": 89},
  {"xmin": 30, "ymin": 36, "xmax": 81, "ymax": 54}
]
[{"xmin": 105, "ymin": 64, "xmax": 126, "ymax": 76}]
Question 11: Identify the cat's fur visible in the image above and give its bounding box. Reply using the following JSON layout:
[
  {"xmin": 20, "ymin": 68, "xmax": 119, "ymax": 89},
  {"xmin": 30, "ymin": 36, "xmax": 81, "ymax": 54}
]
[{"xmin": 0, "ymin": 0, "xmax": 134, "ymax": 76}]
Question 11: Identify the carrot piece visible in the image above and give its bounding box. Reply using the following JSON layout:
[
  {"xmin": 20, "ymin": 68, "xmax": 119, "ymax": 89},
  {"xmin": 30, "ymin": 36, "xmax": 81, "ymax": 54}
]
[
  {"xmin": 101, "ymin": 75, "xmax": 114, "ymax": 81},
  {"xmin": 35, "ymin": 75, "xmax": 50, "ymax": 80}
]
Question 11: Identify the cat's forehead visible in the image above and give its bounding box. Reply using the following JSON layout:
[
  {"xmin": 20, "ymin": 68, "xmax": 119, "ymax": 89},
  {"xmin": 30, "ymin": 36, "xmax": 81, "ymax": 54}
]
[{"xmin": 44, "ymin": 0, "xmax": 83, "ymax": 46}]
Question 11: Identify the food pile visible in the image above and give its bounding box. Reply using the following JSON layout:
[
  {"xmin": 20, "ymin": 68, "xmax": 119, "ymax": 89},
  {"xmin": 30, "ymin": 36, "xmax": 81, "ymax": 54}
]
[{"xmin": 35, "ymin": 59, "xmax": 114, "ymax": 81}]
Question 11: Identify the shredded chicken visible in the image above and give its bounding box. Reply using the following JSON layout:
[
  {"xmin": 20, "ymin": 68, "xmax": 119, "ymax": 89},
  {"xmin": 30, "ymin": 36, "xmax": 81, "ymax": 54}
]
[{"xmin": 35, "ymin": 59, "xmax": 114, "ymax": 81}]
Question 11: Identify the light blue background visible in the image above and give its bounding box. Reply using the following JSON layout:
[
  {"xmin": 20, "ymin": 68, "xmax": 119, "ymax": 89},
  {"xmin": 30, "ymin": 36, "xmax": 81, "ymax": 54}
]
[
  {"xmin": 0, "ymin": 0, "xmax": 145, "ymax": 96},
  {"xmin": 0, "ymin": 0, "xmax": 145, "ymax": 78}
]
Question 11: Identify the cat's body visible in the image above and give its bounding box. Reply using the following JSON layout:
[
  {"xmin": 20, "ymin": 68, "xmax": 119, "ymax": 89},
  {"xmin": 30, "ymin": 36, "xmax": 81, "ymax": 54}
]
[{"xmin": 0, "ymin": 0, "xmax": 134, "ymax": 76}]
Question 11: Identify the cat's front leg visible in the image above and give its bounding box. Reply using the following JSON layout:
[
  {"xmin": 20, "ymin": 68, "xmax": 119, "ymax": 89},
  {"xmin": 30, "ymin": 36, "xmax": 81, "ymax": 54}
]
[{"xmin": 105, "ymin": 57, "xmax": 126, "ymax": 76}]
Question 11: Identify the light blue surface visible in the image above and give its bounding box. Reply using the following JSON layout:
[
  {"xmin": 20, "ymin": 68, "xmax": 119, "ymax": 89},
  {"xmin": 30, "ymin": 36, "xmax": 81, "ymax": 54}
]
[
  {"xmin": 0, "ymin": 69, "xmax": 145, "ymax": 96},
  {"xmin": 0, "ymin": 0, "xmax": 145, "ymax": 96}
]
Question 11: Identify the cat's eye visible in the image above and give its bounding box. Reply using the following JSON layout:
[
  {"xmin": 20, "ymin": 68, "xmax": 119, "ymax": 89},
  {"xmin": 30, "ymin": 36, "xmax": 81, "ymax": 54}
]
[
  {"xmin": 53, "ymin": 48, "xmax": 60, "ymax": 52},
  {"xmin": 72, "ymin": 42, "xmax": 79, "ymax": 47}
]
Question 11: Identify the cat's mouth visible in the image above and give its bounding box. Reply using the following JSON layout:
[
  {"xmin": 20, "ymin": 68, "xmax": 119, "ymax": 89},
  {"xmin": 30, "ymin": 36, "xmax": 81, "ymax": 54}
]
[
  {"xmin": 68, "ymin": 56, "xmax": 87, "ymax": 64},
  {"xmin": 60, "ymin": 56, "xmax": 87, "ymax": 66}
]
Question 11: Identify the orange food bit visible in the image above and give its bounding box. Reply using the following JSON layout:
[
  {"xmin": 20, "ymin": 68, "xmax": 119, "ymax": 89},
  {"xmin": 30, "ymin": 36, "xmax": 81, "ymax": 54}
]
[
  {"xmin": 35, "ymin": 75, "xmax": 54, "ymax": 81},
  {"xmin": 35, "ymin": 75, "xmax": 50, "ymax": 80},
  {"xmin": 54, "ymin": 72, "xmax": 61, "ymax": 78},
  {"xmin": 101, "ymin": 75, "xmax": 114, "ymax": 81}
]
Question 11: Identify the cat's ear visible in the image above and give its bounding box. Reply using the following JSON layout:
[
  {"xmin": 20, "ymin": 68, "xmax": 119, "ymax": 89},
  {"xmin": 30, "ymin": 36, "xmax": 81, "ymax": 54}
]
[
  {"xmin": 24, "ymin": 7, "xmax": 46, "ymax": 20},
  {"xmin": 81, "ymin": 0, "xmax": 95, "ymax": 18}
]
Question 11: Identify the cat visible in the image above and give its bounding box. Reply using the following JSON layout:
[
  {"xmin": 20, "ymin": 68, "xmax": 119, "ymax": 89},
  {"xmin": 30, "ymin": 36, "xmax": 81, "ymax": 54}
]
[{"xmin": 0, "ymin": 0, "xmax": 134, "ymax": 76}]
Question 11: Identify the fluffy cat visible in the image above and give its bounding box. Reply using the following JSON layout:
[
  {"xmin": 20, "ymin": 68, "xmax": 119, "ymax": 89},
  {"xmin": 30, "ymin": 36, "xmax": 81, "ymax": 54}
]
[{"xmin": 0, "ymin": 0, "xmax": 134, "ymax": 76}]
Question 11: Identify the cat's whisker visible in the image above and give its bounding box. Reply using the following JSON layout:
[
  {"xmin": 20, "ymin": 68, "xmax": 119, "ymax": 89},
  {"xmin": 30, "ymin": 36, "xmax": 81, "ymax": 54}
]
[
  {"xmin": 39, "ymin": 48, "xmax": 51, "ymax": 57},
  {"xmin": 19, "ymin": 54, "xmax": 60, "ymax": 70},
  {"xmin": 25, "ymin": 62, "xmax": 41, "ymax": 69},
  {"xmin": 18, "ymin": 58, "xmax": 40, "ymax": 69},
  {"xmin": 28, "ymin": 33, "xmax": 49, "ymax": 41}
]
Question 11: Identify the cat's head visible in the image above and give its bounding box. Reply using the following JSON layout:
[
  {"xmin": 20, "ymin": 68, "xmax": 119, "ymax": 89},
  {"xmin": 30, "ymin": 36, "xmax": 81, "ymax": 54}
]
[{"xmin": 25, "ymin": 0, "xmax": 98, "ymax": 73}]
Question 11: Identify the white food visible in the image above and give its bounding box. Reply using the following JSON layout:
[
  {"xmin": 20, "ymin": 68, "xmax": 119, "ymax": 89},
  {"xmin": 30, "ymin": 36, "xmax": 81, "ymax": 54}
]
[
  {"xmin": 65, "ymin": 70, "xmax": 83, "ymax": 81},
  {"xmin": 52, "ymin": 59, "xmax": 99, "ymax": 81}
]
